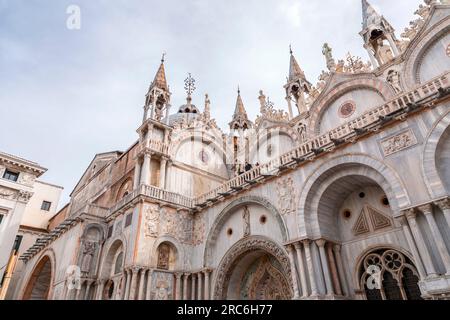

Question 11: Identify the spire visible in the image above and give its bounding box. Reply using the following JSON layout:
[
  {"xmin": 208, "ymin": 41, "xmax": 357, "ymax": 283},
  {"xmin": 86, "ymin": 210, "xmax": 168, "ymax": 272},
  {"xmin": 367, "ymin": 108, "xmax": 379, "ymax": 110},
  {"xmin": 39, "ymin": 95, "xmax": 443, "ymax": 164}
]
[
  {"xmin": 229, "ymin": 87, "xmax": 252, "ymax": 130},
  {"xmin": 151, "ymin": 53, "xmax": 168, "ymax": 91},
  {"xmin": 362, "ymin": 0, "xmax": 381, "ymax": 30},
  {"xmin": 289, "ymin": 47, "xmax": 305, "ymax": 81},
  {"xmin": 234, "ymin": 86, "xmax": 247, "ymax": 116}
]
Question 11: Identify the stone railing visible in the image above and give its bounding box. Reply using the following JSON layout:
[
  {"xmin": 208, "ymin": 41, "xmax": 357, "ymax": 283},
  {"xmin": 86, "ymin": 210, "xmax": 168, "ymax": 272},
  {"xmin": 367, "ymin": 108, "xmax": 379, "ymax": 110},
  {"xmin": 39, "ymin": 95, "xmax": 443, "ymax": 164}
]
[
  {"xmin": 141, "ymin": 184, "xmax": 194, "ymax": 208},
  {"xmin": 139, "ymin": 139, "xmax": 169, "ymax": 156},
  {"xmin": 194, "ymin": 72, "xmax": 450, "ymax": 207}
]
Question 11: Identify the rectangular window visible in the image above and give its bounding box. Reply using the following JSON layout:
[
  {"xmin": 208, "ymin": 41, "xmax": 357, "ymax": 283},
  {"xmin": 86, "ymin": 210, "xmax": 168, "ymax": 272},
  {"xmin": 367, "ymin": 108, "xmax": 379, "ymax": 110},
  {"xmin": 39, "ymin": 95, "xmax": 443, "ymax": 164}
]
[
  {"xmin": 125, "ymin": 213, "xmax": 133, "ymax": 227},
  {"xmin": 2, "ymin": 170, "xmax": 19, "ymax": 182},
  {"xmin": 41, "ymin": 201, "xmax": 52, "ymax": 211},
  {"xmin": 0, "ymin": 214, "xmax": 4, "ymax": 225},
  {"xmin": 13, "ymin": 235, "xmax": 23, "ymax": 252}
]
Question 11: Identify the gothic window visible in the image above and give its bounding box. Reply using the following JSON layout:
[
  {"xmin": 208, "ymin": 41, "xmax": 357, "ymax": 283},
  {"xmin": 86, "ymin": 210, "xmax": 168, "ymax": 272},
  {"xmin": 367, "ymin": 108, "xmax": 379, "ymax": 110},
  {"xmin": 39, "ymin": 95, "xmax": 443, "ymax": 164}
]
[
  {"xmin": 360, "ymin": 249, "xmax": 422, "ymax": 300},
  {"xmin": 114, "ymin": 252, "xmax": 124, "ymax": 275},
  {"xmin": 157, "ymin": 243, "xmax": 170, "ymax": 270}
]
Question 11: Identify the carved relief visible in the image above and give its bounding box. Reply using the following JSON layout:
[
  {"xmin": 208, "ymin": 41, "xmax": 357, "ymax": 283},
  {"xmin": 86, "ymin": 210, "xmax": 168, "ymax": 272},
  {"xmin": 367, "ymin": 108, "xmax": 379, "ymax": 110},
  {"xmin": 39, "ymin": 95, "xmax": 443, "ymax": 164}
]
[
  {"xmin": 0, "ymin": 187, "xmax": 17, "ymax": 200},
  {"xmin": 277, "ymin": 177, "xmax": 297, "ymax": 216},
  {"xmin": 193, "ymin": 213, "xmax": 206, "ymax": 246},
  {"xmin": 151, "ymin": 272, "xmax": 173, "ymax": 300},
  {"xmin": 19, "ymin": 173, "xmax": 36, "ymax": 186},
  {"xmin": 157, "ymin": 243, "xmax": 170, "ymax": 270},
  {"xmin": 381, "ymin": 129, "xmax": 418, "ymax": 156},
  {"xmin": 213, "ymin": 236, "xmax": 292, "ymax": 300},
  {"xmin": 243, "ymin": 206, "xmax": 251, "ymax": 237},
  {"xmin": 144, "ymin": 205, "xmax": 159, "ymax": 238},
  {"xmin": 352, "ymin": 205, "xmax": 393, "ymax": 236}
]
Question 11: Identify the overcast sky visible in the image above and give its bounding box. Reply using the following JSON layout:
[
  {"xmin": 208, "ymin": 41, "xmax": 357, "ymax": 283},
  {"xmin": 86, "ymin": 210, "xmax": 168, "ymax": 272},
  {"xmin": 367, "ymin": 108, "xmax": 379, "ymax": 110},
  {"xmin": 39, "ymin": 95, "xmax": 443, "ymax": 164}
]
[{"xmin": 0, "ymin": 0, "xmax": 424, "ymax": 207}]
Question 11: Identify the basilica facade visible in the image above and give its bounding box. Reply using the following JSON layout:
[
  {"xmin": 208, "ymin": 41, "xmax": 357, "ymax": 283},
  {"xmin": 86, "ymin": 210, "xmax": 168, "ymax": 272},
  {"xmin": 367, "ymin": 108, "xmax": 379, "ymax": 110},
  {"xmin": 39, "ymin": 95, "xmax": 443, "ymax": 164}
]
[{"xmin": 10, "ymin": 0, "xmax": 450, "ymax": 300}]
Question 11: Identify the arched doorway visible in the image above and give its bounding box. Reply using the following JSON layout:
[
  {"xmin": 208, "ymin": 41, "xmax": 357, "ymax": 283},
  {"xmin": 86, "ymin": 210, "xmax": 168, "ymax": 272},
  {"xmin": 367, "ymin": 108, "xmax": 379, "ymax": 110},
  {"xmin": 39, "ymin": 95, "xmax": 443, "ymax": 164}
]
[
  {"xmin": 22, "ymin": 256, "xmax": 53, "ymax": 300},
  {"xmin": 213, "ymin": 236, "xmax": 293, "ymax": 300},
  {"xmin": 359, "ymin": 248, "xmax": 422, "ymax": 300}
]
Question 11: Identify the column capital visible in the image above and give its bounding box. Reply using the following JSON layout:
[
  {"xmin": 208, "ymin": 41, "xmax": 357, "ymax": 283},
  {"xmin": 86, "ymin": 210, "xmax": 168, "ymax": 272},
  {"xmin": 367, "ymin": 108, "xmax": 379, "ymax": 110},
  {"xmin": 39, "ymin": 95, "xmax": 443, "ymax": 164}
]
[
  {"xmin": 285, "ymin": 244, "xmax": 295, "ymax": 253},
  {"xmin": 293, "ymin": 242, "xmax": 302, "ymax": 250},
  {"xmin": 332, "ymin": 244, "xmax": 342, "ymax": 254},
  {"xmin": 395, "ymin": 215, "xmax": 408, "ymax": 227},
  {"xmin": 418, "ymin": 204, "xmax": 433, "ymax": 215},
  {"xmin": 404, "ymin": 208, "xmax": 417, "ymax": 220},
  {"xmin": 435, "ymin": 198, "xmax": 450, "ymax": 211},
  {"xmin": 183, "ymin": 273, "xmax": 191, "ymax": 277},
  {"xmin": 174, "ymin": 272, "xmax": 182, "ymax": 279},
  {"xmin": 203, "ymin": 268, "xmax": 213, "ymax": 274},
  {"xmin": 301, "ymin": 239, "xmax": 312, "ymax": 245},
  {"xmin": 315, "ymin": 239, "xmax": 327, "ymax": 248},
  {"xmin": 131, "ymin": 266, "xmax": 141, "ymax": 274}
]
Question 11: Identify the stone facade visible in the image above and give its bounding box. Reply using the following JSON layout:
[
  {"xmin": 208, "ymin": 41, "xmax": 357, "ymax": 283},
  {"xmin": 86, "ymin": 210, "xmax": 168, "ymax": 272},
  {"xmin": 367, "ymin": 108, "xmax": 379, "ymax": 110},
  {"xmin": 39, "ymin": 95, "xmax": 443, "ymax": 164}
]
[{"xmin": 8, "ymin": 1, "xmax": 450, "ymax": 301}]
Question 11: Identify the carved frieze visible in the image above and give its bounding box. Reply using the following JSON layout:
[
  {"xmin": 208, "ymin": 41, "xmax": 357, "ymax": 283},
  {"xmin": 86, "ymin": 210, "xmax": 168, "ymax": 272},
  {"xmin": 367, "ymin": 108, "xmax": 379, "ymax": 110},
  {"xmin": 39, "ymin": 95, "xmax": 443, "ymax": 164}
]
[
  {"xmin": 380, "ymin": 129, "xmax": 418, "ymax": 156},
  {"xmin": 0, "ymin": 186, "xmax": 18, "ymax": 200}
]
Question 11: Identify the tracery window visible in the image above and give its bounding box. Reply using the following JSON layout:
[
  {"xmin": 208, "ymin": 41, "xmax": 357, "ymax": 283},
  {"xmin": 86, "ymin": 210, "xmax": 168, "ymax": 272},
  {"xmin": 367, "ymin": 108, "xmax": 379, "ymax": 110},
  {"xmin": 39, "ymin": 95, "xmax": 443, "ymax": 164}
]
[{"xmin": 360, "ymin": 249, "xmax": 422, "ymax": 300}]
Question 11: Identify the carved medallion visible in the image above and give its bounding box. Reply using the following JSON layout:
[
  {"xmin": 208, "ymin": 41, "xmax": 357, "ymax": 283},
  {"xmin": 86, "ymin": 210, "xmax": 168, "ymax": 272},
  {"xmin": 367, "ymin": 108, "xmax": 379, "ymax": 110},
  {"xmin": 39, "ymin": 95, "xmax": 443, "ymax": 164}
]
[{"xmin": 338, "ymin": 101, "xmax": 356, "ymax": 118}]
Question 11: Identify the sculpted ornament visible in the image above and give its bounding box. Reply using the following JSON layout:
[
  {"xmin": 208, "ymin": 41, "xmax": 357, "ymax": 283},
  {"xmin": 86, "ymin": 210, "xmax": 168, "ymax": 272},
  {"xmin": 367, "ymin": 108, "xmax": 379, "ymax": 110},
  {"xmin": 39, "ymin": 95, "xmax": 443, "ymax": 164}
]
[
  {"xmin": 144, "ymin": 205, "xmax": 159, "ymax": 237},
  {"xmin": 0, "ymin": 187, "xmax": 17, "ymax": 200},
  {"xmin": 193, "ymin": 213, "xmax": 206, "ymax": 246},
  {"xmin": 381, "ymin": 129, "xmax": 418, "ymax": 156},
  {"xmin": 277, "ymin": 177, "xmax": 298, "ymax": 216}
]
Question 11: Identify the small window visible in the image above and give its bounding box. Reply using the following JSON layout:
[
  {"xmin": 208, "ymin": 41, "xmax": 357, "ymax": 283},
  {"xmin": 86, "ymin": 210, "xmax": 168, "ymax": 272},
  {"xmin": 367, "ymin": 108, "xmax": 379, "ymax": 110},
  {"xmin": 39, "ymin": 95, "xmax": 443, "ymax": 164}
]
[
  {"xmin": 125, "ymin": 213, "xmax": 133, "ymax": 227},
  {"xmin": 3, "ymin": 170, "xmax": 19, "ymax": 182},
  {"xmin": 13, "ymin": 235, "xmax": 23, "ymax": 252},
  {"xmin": 107, "ymin": 225, "xmax": 113, "ymax": 238},
  {"xmin": 41, "ymin": 201, "xmax": 52, "ymax": 211},
  {"xmin": 0, "ymin": 214, "xmax": 4, "ymax": 225}
]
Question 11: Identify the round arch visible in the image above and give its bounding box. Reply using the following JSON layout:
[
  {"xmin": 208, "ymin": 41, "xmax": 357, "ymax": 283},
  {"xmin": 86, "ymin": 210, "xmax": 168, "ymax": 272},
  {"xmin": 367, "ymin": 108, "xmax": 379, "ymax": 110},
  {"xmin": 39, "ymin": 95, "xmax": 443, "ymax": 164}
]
[
  {"xmin": 98, "ymin": 235, "xmax": 127, "ymax": 279},
  {"xmin": 21, "ymin": 250, "xmax": 56, "ymax": 300},
  {"xmin": 212, "ymin": 236, "xmax": 293, "ymax": 300},
  {"xmin": 402, "ymin": 13, "xmax": 450, "ymax": 89},
  {"xmin": 308, "ymin": 78, "xmax": 395, "ymax": 136},
  {"xmin": 298, "ymin": 154, "xmax": 411, "ymax": 238},
  {"xmin": 204, "ymin": 195, "xmax": 289, "ymax": 266},
  {"xmin": 150, "ymin": 235, "xmax": 184, "ymax": 270},
  {"xmin": 421, "ymin": 108, "xmax": 450, "ymax": 198}
]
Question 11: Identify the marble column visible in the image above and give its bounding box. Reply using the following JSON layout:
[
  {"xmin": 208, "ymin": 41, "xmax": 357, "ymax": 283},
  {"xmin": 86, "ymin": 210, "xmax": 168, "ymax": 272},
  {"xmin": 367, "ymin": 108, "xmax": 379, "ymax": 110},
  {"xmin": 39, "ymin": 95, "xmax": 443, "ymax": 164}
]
[
  {"xmin": 316, "ymin": 240, "xmax": 334, "ymax": 296},
  {"xmin": 146, "ymin": 270, "xmax": 153, "ymax": 300},
  {"xmin": 197, "ymin": 273, "xmax": 203, "ymax": 300},
  {"xmin": 396, "ymin": 216, "xmax": 426, "ymax": 280},
  {"xmin": 294, "ymin": 242, "xmax": 309, "ymax": 298},
  {"xmin": 96, "ymin": 279, "xmax": 105, "ymax": 300},
  {"xmin": 123, "ymin": 269, "xmax": 131, "ymax": 300},
  {"xmin": 129, "ymin": 267, "xmax": 139, "ymax": 300},
  {"xmin": 286, "ymin": 245, "xmax": 300, "ymax": 299},
  {"xmin": 303, "ymin": 240, "xmax": 318, "ymax": 296},
  {"xmin": 175, "ymin": 273, "xmax": 182, "ymax": 300},
  {"xmin": 204, "ymin": 270, "xmax": 211, "ymax": 300},
  {"xmin": 83, "ymin": 281, "xmax": 92, "ymax": 300},
  {"xmin": 333, "ymin": 245, "xmax": 349, "ymax": 296},
  {"xmin": 159, "ymin": 158, "xmax": 167, "ymax": 189},
  {"xmin": 75, "ymin": 286, "xmax": 83, "ymax": 300},
  {"xmin": 191, "ymin": 274, "xmax": 196, "ymax": 300},
  {"xmin": 133, "ymin": 160, "xmax": 142, "ymax": 189},
  {"xmin": 137, "ymin": 268, "xmax": 146, "ymax": 300},
  {"xmin": 435, "ymin": 199, "xmax": 450, "ymax": 231},
  {"xmin": 183, "ymin": 274, "xmax": 190, "ymax": 300},
  {"xmin": 405, "ymin": 209, "xmax": 438, "ymax": 276},
  {"xmin": 326, "ymin": 243, "xmax": 342, "ymax": 296},
  {"xmin": 419, "ymin": 204, "xmax": 450, "ymax": 275},
  {"xmin": 140, "ymin": 153, "xmax": 152, "ymax": 186},
  {"xmin": 386, "ymin": 33, "xmax": 400, "ymax": 56}
]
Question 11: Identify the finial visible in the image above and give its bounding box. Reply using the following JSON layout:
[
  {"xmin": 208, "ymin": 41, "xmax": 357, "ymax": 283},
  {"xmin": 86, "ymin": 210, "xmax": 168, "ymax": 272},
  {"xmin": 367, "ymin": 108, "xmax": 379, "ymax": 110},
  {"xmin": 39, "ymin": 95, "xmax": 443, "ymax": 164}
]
[
  {"xmin": 289, "ymin": 44, "xmax": 293, "ymax": 55},
  {"xmin": 238, "ymin": 85, "xmax": 241, "ymax": 95},
  {"xmin": 161, "ymin": 52, "xmax": 166, "ymax": 63},
  {"xmin": 184, "ymin": 73, "xmax": 196, "ymax": 96}
]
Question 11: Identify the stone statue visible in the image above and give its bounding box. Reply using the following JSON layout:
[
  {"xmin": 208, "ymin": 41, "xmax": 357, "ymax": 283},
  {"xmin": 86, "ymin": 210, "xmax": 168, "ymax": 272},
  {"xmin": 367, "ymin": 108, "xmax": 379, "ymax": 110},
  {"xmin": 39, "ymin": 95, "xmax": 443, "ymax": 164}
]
[
  {"xmin": 81, "ymin": 241, "xmax": 96, "ymax": 274},
  {"xmin": 322, "ymin": 43, "xmax": 336, "ymax": 71},
  {"xmin": 387, "ymin": 70, "xmax": 402, "ymax": 94}
]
